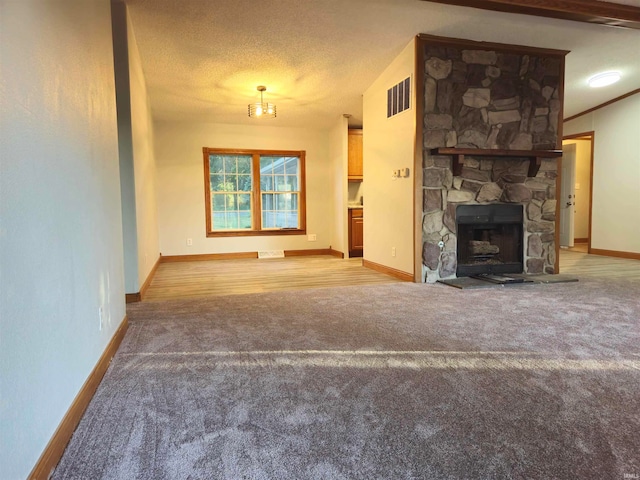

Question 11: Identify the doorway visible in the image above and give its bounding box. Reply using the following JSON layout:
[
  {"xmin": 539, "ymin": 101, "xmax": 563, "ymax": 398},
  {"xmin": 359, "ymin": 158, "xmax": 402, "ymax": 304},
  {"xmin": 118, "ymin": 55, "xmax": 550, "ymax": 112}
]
[{"xmin": 561, "ymin": 133, "xmax": 594, "ymax": 253}]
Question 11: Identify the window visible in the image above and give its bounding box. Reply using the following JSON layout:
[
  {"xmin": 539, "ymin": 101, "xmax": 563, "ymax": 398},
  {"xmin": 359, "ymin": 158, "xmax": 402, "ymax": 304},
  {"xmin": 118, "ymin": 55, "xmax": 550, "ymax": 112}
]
[{"xmin": 203, "ymin": 148, "xmax": 306, "ymax": 237}]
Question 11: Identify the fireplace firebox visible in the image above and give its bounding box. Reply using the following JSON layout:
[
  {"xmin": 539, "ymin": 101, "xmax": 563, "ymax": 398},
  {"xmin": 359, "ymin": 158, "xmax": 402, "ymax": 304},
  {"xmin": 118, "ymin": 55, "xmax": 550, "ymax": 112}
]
[{"xmin": 456, "ymin": 204, "xmax": 524, "ymax": 277}]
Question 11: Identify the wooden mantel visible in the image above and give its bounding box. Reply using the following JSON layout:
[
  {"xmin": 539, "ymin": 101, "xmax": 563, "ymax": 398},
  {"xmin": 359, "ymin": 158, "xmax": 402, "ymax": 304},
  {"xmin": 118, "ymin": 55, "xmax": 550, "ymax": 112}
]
[{"xmin": 430, "ymin": 147, "xmax": 563, "ymax": 177}]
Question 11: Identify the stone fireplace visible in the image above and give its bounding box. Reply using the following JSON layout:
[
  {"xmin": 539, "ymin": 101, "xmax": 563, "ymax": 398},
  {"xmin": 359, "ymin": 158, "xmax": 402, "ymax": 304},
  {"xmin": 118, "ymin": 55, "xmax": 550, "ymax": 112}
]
[
  {"xmin": 422, "ymin": 153, "xmax": 559, "ymax": 282},
  {"xmin": 418, "ymin": 35, "xmax": 567, "ymax": 283}
]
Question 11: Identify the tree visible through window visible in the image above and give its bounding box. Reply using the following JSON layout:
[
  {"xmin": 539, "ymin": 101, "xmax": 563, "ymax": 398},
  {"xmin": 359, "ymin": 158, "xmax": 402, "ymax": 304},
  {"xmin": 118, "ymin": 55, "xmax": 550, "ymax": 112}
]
[
  {"xmin": 203, "ymin": 148, "xmax": 306, "ymax": 237},
  {"xmin": 209, "ymin": 155, "xmax": 253, "ymax": 230}
]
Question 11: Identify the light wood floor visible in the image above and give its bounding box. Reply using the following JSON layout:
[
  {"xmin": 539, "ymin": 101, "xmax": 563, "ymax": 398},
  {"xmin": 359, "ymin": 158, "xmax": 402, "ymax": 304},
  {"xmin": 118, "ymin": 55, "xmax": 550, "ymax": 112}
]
[
  {"xmin": 142, "ymin": 250, "xmax": 640, "ymax": 301},
  {"xmin": 559, "ymin": 248, "xmax": 640, "ymax": 280},
  {"xmin": 143, "ymin": 256, "xmax": 403, "ymax": 301},
  {"xmin": 565, "ymin": 243, "xmax": 588, "ymax": 254}
]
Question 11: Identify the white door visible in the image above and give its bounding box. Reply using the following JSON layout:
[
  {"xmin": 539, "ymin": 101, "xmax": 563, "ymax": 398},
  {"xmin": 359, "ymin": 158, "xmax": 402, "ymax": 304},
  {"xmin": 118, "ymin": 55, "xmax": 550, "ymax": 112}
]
[{"xmin": 560, "ymin": 143, "xmax": 576, "ymax": 247}]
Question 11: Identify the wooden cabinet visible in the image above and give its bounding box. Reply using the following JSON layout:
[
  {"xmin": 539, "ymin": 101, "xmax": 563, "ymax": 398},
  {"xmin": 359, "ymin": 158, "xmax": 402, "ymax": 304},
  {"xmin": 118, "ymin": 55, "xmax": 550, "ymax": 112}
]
[
  {"xmin": 348, "ymin": 129, "xmax": 363, "ymax": 180},
  {"xmin": 349, "ymin": 208, "xmax": 363, "ymax": 257},
  {"xmin": 347, "ymin": 129, "xmax": 363, "ymax": 256}
]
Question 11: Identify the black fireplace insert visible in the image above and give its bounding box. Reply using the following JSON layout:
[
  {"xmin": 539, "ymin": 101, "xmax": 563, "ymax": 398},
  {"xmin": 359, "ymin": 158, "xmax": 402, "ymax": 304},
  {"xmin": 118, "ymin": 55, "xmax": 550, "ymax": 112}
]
[{"xmin": 456, "ymin": 204, "xmax": 523, "ymax": 277}]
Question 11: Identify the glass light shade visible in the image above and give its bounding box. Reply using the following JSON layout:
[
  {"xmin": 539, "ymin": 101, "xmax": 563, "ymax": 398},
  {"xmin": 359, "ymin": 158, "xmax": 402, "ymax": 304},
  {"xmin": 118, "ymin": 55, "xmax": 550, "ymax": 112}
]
[
  {"xmin": 248, "ymin": 86, "xmax": 277, "ymax": 118},
  {"xmin": 248, "ymin": 102, "xmax": 276, "ymax": 118},
  {"xmin": 588, "ymin": 71, "xmax": 621, "ymax": 88}
]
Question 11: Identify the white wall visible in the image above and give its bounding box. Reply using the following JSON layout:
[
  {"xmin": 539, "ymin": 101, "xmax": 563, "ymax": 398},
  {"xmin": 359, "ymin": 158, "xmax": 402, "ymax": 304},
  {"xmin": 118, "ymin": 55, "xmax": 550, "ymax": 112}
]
[
  {"xmin": 329, "ymin": 116, "xmax": 349, "ymax": 255},
  {"xmin": 127, "ymin": 8, "xmax": 160, "ymax": 284},
  {"xmin": 111, "ymin": 2, "xmax": 139, "ymax": 293},
  {"xmin": 562, "ymin": 138, "xmax": 591, "ymax": 240},
  {"xmin": 155, "ymin": 122, "xmax": 334, "ymax": 255},
  {"xmin": 362, "ymin": 39, "xmax": 416, "ymax": 274},
  {"xmin": 564, "ymin": 93, "xmax": 640, "ymax": 254},
  {"xmin": 111, "ymin": 2, "xmax": 159, "ymax": 292},
  {"xmin": 0, "ymin": 1, "xmax": 126, "ymax": 478}
]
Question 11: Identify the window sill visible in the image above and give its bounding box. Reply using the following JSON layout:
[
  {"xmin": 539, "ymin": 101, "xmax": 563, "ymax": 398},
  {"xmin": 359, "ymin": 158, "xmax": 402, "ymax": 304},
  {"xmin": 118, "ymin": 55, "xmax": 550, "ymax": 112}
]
[{"xmin": 206, "ymin": 228, "xmax": 307, "ymax": 238}]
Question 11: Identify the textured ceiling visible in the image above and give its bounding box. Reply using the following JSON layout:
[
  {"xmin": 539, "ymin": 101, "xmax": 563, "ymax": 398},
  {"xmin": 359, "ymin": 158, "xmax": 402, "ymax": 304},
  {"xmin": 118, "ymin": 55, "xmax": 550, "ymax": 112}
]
[{"xmin": 125, "ymin": 0, "xmax": 640, "ymax": 129}]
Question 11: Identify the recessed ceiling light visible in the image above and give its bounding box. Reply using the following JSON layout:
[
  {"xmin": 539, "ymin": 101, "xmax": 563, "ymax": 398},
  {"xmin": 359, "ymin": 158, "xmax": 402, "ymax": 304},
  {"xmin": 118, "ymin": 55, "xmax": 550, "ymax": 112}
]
[{"xmin": 588, "ymin": 71, "xmax": 621, "ymax": 88}]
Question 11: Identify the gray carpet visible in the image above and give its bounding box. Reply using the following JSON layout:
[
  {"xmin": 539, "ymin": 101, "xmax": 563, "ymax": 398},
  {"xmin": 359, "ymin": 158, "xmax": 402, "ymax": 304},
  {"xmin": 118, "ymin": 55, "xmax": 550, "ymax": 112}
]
[{"xmin": 53, "ymin": 278, "xmax": 640, "ymax": 479}]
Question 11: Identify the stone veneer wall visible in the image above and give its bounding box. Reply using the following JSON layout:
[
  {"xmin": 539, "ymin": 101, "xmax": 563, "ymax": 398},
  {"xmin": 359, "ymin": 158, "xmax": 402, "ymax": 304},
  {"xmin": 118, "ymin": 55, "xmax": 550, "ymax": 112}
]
[{"xmin": 420, "ymin": 39, "xmax": 565, "ymax": 283}]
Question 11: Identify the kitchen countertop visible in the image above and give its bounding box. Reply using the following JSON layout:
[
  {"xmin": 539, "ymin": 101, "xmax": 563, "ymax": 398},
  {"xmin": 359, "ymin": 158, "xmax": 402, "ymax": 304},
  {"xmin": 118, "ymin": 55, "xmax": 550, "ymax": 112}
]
[{"xmin": 348, "ymin": 205, "xmax": 364, "ymax": 209}]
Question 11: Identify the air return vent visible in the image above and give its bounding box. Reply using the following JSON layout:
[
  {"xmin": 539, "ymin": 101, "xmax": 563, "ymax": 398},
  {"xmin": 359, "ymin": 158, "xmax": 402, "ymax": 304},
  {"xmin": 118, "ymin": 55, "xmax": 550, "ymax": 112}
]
[
  {"xmin": 258, "ymin": 250, "xmax": 285, "ymax": 259},
  {"xmin": 387, "ymin": 76, "xmax": 411, "ymax": 118}
]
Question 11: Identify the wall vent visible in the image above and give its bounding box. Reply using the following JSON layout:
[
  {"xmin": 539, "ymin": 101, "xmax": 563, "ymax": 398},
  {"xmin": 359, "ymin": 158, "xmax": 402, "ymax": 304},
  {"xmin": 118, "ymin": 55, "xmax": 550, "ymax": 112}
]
[{"xmin": 387, "ymin": 76, "xmax": 411, "ymax": 118}]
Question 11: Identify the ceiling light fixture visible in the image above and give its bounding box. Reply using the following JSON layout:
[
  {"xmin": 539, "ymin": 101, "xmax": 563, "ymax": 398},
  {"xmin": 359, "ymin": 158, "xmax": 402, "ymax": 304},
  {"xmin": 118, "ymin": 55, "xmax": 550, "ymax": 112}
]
[
  {"xmin": 588, "ymin": 71, "xmax": 621, "ymax": 88},
  {"xmin": 248, "ymin": 86, "xmax": 276, "ymax": 118}
]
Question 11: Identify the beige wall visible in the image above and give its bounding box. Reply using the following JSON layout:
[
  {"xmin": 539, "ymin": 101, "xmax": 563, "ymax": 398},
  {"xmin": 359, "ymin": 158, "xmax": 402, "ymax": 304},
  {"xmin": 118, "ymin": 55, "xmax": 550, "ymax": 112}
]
[
  {"xmin": 362, "ymin": 39, "xmax": 416, "ymax": 274},
  {"xmin": 0, "ymin": 1, "xmax": 125, "ymax": 477},
  {"xmin": 329, "ymin": 116, "xmax": 349, "ymax": 255},
  {"xmin": 564, "ymin": 93, "xmax": 640, "ymax": 254},
  {"xmin": 127, "ymin": 11, "xmax": 160, "ymax": 284},
  {"xmin": 155, "ymin": 122, "xmax": 334, "ymax": 255},
  {"xmin": 562, "ymin": 138, "xmax": 591, "ymax": 240}
]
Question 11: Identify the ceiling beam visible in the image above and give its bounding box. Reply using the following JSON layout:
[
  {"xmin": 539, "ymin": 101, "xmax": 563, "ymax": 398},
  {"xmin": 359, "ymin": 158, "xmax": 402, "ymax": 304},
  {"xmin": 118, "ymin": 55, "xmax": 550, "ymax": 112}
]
[{"xmin": 421, "ymin": 0, "xmax": 640, "ymax": 29}]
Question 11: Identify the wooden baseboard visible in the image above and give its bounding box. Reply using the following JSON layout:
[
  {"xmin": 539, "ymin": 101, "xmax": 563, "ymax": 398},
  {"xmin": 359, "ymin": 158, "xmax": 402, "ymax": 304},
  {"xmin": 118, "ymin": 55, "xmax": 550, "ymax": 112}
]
[
  {"xmin": 362, "ymin": 259, "xmax": 414, "ymax": 282},
  {"xmin": 328, "ymin": 248, "xmax": 344, "ymax": 259},
  {"xmin": 284, "ymin": 248, "xmax": 332, "ymax": 257},
  {"xmin": 160, "ymin": 249, "xmax": 338, "ymax": 262},
  {"xmin": 125, "ymin": 293, "xmax": 141, "ymax": 304},
  {"xmin": 140, "ymin": 255, "xmax": 161, "ymax": 299},
  {"xmin": 124, "ymin": 255, "xmax": 162, "ymax": 303},
  {"xmin": 161, "ymin": 252, "xmax": 258, "ymax": 262},
  {"xmin": 589, "ymin": 248, "xmax": 640, "ymax": 261},
  {"xmin": 574, "ymin": 238, "xmax": 589, "ymax": 244},
  {"xmin": 28, "ymin": 315, "xmax": 128, "ymax": 480}
]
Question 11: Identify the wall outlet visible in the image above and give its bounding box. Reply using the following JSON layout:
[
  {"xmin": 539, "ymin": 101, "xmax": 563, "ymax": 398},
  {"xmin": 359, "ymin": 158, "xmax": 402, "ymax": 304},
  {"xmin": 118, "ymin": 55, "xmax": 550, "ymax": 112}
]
[
  {"xmin": 391, "ymin": 247, "xmax": 396, "ymax": 257},
  {"xmin": 308, "ymin": 234, "xmax": 317, "ymax": 242},
  {"xmin": 98, "ymin": 307, "xmax": 104, "ymax": 331},
  {"xmin": 400, "ymin": 168, "xmax": 410, "ymax": 177},
  {"xmin": 186, "ymin": 238, "xmax": 193, "ymax": 246}
]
